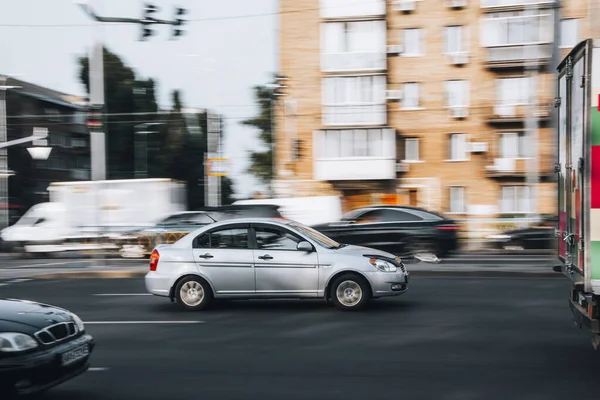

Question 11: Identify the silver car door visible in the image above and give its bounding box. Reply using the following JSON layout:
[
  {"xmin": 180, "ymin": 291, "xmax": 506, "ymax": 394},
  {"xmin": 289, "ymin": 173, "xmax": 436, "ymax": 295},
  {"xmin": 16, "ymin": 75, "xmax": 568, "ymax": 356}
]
[
  {"xmin": 192, "ymin": 223, "xmax": 255, "ymax": 295},
  {"xmin": 251, "ymin": 223, "xmax": 319, "ymax": 297}
]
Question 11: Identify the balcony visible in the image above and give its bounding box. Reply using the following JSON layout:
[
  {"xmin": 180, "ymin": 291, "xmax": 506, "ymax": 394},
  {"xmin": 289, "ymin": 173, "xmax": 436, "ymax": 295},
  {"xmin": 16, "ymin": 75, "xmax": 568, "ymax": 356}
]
[
  {"xmin": 320, "ymin": 0, "xmax": 386, "ymax": 19},
  {"xmin": 313, "ymin": 128, "xmax": 396, "ymax": 181},
  {"xmin": 322, "ymin": 104, "xmax": 387, "ymax": 126},
  {"xmin": 486, "ymin": 44, "xmax": 552, "ymax": 68},
  {"xmin": 481, "ymin": 0, "xmax": 556, "ymax": 11},
  {"xmin": 483, "ymin": 100, "xmax": 553, "ymax": 124},
  {"xmin": 485, "ymin": 155, "xmax": 554, "ymax": 178},
  {"xmin": 321, "ymin": 52, "xmax": 387, "ymax": 72}
]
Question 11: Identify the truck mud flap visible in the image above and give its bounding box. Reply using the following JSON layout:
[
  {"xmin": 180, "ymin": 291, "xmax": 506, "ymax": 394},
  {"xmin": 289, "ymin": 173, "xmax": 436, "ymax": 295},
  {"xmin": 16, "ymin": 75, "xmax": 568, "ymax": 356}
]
[{"xmin": 569, "ymin": 298, "xmax": 600, "ymax": 334}]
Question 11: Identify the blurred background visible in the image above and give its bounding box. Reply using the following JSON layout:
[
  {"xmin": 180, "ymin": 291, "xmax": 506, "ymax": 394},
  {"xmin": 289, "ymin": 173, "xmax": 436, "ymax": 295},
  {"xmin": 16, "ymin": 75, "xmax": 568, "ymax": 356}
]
[{"xmin": 0, "ymin": 0, "xmax": 597, "ymax": 259}]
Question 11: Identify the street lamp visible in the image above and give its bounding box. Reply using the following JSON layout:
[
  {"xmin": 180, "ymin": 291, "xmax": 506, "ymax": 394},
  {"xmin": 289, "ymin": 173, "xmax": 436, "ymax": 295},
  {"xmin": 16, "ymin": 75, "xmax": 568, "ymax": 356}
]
[{"xmin": 134, "ymin": 122, "xmax": 163, "ymax": 178}]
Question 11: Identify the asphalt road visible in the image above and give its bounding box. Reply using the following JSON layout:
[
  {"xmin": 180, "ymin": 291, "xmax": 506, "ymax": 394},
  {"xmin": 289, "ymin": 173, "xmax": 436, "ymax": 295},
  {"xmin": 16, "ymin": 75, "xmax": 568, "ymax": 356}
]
[{"xmin": 1, "ymin": 276, "xmax": 598, "ymax": 400}]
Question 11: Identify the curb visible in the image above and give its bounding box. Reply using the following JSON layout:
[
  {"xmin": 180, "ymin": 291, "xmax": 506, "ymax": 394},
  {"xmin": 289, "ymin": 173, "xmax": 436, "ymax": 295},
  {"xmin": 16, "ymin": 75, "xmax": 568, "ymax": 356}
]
[
  {"xmin": 31, "ymin": 270, "xmax": 147, "ymax": 279},
  {"xmin": 409, "ymin": 270, "xmax": 563, "ymax": 278},
  {"xmin": 25, "ymin": 269, "xmax": 563, "ymax": 280}
]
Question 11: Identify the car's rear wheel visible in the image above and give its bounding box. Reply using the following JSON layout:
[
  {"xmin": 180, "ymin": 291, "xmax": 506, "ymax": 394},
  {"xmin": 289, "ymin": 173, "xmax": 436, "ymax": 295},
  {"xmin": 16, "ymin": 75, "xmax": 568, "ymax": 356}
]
[
  {"xmin": 175, "ymin": 277, "xmax": 212, "ymax": 311},
  {"xmin": 330, "ymin": 274, "xmax": 371, "ymax": 311}
]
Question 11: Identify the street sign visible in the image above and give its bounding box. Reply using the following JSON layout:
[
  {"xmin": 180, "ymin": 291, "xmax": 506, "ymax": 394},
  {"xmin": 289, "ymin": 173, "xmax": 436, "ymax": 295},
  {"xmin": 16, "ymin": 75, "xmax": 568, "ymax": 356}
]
[{"xmin": 207, "ymin": 158, "xmax": 228, "ymax": 177}]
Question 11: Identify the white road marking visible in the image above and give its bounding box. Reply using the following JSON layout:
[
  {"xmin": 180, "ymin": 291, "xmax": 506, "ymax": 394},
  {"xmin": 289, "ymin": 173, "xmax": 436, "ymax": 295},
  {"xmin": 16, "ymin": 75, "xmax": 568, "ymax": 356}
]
[
  {"xmin": 8, "ymin": 278, "xmax": 32, "ymax": 283},
  {"xmin": 84, "ymin": 321, "xmax": 205, "ymax": 324},
  {"xmin": 89, "ymin": 367, "xmax": 109, "ymax": 372},
  {"xmin": 92, "ymin": 293, "xmax": 152, "ymax": 296}
]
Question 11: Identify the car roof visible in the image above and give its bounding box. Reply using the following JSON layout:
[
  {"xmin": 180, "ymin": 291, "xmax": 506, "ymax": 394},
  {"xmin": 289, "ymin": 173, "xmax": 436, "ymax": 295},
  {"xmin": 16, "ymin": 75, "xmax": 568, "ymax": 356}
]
[{"xmin": 201, "ymin": 217, "xmax": 292, "ymax": 228}]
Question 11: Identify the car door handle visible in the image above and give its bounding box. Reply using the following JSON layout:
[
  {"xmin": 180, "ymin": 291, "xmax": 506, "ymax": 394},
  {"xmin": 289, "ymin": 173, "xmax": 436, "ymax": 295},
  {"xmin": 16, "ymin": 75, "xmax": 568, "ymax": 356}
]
[
  {"xmin": 198, "ymin": 253, "xmax": 214, "ymax": 259},
  {"xmin": 258, "ymin": 254, "xmax": 273, "ymax": 260}
]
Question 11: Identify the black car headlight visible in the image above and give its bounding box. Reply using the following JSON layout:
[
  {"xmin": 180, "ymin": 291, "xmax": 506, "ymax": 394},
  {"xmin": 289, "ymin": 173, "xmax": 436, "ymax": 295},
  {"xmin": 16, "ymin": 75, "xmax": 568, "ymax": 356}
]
[
  {"xmin": 368, "ymin": 258, "xmax": 397, "ymax": 272},
  {"xmin": 71, "ymin": 313, "xmax": 85, "ymax": 332},
  {"xmin": 0, "ymin": 332, "xmax": 38, "ymax": 352}
]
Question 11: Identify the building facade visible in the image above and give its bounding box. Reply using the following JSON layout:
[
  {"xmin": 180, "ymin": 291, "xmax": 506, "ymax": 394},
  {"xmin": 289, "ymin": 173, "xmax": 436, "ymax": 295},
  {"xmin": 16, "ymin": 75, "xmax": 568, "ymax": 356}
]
[
  {"xmin": 275, "ymin": 0, "xmax": 593, "ymax": 234},
  {"xmin": 4, "ymin": 77, "xmax": 90, "ymax": 225}
]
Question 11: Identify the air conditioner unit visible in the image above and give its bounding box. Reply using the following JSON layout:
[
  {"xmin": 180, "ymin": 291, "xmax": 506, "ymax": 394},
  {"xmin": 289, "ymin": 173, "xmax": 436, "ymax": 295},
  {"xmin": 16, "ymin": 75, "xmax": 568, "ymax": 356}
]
[
  {"xmin": 447, "ymin": 0, "xmax": 467, "ymax": 8},
  {"xmin": 387, "ymin": 44, "xmax": 404, "ymax": 55},
  {"xmin": 396, "ymin": 162, "xmax": 409, "ymax": 173},
  {"xmin": 393, "ymin": 0, "xmax": 416, "ymax": 12},
  {"xmin": 386, "ymin": 90, "xmax": 403, "ymax": 101},
  {"xmin": 449, "ymin": 106, "xmax": 468, "ymax": 118},
  {"xmin": 468, "ymin": 142, "xmax": 488, "ymax": 153},
  {"xmin": 451, "ymin": 52, "xmax": 469, "ymax": 65}
]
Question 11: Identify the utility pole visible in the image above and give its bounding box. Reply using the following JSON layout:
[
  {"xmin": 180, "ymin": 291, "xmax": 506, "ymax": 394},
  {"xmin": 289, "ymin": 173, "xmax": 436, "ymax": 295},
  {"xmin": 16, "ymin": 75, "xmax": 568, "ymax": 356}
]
[{"xmin": 75, "ymin": 1, "xmax": 189, "ymax": 181}]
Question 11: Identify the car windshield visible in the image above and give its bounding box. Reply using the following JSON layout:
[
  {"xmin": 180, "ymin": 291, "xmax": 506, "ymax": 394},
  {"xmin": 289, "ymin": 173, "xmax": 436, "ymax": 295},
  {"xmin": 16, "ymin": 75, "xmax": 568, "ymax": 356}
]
[
  {"xmin": 289, "ymin": 221, "xmax": 341, "ymax": 249},
  {"xmin": 340, "ymin": 209, "xmax": 366, "ymax": 221}
]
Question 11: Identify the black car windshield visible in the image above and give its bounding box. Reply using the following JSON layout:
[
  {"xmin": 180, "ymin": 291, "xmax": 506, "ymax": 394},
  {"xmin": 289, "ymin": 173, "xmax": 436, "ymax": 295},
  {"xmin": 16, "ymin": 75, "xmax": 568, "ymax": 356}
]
[
  {"xmin": 289, "ymin": 222, "xmax": 341, "ymax": 249},
  {"xmin": 340, "ymin": 209, "xmax": 366, "ymax": 221}
]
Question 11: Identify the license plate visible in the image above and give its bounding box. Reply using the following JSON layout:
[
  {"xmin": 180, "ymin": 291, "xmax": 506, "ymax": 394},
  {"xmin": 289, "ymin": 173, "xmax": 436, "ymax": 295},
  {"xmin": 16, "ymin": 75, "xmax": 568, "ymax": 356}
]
[{"xmin": 61, "ymin": 345, "xmax": 89, "ymax": 366}]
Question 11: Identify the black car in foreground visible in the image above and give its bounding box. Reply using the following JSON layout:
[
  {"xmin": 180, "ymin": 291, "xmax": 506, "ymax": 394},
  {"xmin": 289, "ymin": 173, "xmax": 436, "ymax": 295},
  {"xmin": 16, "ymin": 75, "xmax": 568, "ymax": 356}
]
[
  {"xmin": 312, "ymin": 205, "xmax": 460, "ymax": 259},
  {"xmin": 0, "ymin": 298, "xmax": 94, "ymax": 397}
]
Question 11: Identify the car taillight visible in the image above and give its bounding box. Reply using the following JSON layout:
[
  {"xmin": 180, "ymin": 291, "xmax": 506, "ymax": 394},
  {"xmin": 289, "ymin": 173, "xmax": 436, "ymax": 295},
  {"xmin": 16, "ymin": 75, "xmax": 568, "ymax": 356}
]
[
  {"xmin": 436, "ymin": 224, "xmax": 459, "ymax": 231},
  {"xmin": 149, "ymin": 250, "xmax": 160, "ymax": 271}
]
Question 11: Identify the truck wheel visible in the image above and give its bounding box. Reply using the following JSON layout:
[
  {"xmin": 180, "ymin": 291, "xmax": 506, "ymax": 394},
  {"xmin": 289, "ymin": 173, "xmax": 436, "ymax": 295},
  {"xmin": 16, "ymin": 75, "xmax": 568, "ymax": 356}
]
[
  {"xmin": 175, "ymin": 276, "xmax": 212, "ymax": 311},
  {"xmin": 330, "ymin": 274, "xmax": 371, "ymax": 311}
]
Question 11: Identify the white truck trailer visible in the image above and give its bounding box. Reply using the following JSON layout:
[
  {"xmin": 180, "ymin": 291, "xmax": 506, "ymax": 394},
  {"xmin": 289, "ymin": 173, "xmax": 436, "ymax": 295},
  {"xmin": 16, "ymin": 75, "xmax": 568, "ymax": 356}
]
[
  {"xmin": 0, "ymin": 178, "xmax": 186, "ymax": 254},
  {"xmin": 555, "ymin": 39, "xmax": 600, "ymax": 349}
]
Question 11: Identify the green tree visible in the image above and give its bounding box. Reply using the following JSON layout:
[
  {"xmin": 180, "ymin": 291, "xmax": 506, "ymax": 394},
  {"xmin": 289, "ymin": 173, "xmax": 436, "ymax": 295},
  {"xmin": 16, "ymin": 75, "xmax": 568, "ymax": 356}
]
[
  {"xmin": 242, "ymin": 81, "xmax": 275, "ymax": 185},
  {"xmin": 78, "ymin": 47, "xmax": 158, "ymax": 178}
]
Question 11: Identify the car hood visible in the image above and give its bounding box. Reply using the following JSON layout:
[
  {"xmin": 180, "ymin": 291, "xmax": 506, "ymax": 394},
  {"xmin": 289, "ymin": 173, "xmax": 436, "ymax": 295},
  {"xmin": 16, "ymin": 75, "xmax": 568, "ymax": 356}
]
[
  {"xmin": 334, "ymin": 244, "xmax": 397, "ymax": 260},
  {"xmin": 0, "ymin": 298, "xmax": 73, "ymax": 334}
]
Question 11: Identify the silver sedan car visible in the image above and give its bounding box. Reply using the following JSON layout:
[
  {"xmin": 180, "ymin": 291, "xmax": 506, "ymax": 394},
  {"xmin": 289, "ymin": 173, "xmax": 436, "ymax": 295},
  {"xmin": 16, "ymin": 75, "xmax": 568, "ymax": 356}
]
[{"xmin": 145, "ymin": 218, "xmax": 409, "ymax": 311}]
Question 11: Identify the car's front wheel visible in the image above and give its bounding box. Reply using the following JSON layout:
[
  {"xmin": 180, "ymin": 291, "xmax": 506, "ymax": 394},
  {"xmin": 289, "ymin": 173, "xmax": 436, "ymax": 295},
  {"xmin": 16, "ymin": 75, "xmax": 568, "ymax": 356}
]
[
  {"xmin": 175, "ymin": 277, "xmax": 212, "ymax": 311},
  {"xmin": 330, "ymin": 274, "xmax": 371, "ymax": 311}
]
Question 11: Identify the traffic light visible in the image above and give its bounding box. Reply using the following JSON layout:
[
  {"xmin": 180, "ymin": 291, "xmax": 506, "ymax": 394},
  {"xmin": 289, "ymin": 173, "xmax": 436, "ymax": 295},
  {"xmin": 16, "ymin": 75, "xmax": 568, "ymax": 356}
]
[
  {"xmin": 141, "ymin": 3, "xmax": 158, "ymax": 40},
  {"xmin": 172, "ymin": 7, "xmax": 187, "ymax": 38}
]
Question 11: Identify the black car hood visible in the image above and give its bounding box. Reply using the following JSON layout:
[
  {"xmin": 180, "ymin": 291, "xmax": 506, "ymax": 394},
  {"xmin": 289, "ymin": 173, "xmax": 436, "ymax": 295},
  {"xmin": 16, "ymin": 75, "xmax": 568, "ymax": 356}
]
[{"xmin": 0, "ymin": 298, "xmax": 72, "ymax": 334}]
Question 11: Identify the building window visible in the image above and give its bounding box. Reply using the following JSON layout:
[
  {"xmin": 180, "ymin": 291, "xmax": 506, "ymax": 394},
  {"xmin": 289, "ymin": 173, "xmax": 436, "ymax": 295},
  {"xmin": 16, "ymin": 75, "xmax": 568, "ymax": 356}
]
[
  {"xmin": 322, "ymin": 75, "xmax": 386, "ymax": 125},
  {"xmin": 402, "ymin": 28, "xmax": 423, "ymax": 56},
  {"xmin": 444, "ymin": 80, "xmax": 469, "ymax": 107},
  {"xmin": 404, "ymin": 138, "xmax": 419, "ymax": 162},
  {"xmin": 481, "ymin": 11, "xmax": 553, "ymax": 47},
  {"xmin": 496, "ymin": 77, "xmax": 532, "ymax": 105},
  {"xmin": 499, "ymin": 132, "xmax": 532, "ymax": 158},
  {"xmin": 560, "ymin": 19, "xmax": 580, "ymax": 48},
  {"xmin": 449, "ymin": 133, "xmax": 468, "ymax": 161},
  {"xmin": 445, "ymin": 26, "xmax": 466, "ymax": 54},
  {"xmin": 500, "ymin": 186, "xmax": 533, "ymax": 213},
  {"xmin": 315, "ymin": 128, "xmax": 395, "ymax": 159},
  {"xmin": 402, "ymin": 83, "xmax": 420, "ymax": 109},
  {"xmin": 449, "ymin": 187, "xmax": 466, "ymax": 214},
  {"xmin": 321, "ymin": 20, "xmax": 386, "ymax": 71}
]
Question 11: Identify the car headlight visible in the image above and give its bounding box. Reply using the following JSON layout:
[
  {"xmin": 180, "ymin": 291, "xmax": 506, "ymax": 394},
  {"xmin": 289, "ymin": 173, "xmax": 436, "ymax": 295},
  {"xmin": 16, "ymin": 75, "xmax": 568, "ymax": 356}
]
[
  {"xmin": 369, "ymin": 258, "xmax": 397, "ymax": 272},
  {"xmin": 71, "ymin": 313, "xmax": 85, "ymax": 332},
  {"xmin": 0, "ymin": 332, "xmax": 38, "ymax": 352},
  {"xmin": 487, "ymin": 234, "xmax": 511, "ymax": 240}
]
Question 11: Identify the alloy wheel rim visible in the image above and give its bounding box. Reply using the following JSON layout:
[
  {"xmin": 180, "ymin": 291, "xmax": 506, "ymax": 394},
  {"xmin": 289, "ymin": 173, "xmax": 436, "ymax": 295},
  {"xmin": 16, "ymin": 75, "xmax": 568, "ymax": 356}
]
[
  {"xmin": 336, "ymin": 280, "xmax": 363, "ymax": 307},
  {"xmin": 180, "ymin": 281, "xmax": 205, "ymax": 306}
]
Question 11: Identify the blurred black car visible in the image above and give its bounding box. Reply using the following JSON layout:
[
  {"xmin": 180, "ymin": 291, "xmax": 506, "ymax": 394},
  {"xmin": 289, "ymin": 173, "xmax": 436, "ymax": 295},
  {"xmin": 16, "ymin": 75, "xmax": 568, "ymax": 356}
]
[
  {"xmin": 118, "ymin": 205, "xmax": 284, "ymax": 258},
  {"xmin": 486, "ymin": 216, "xmax": 557, "ymax": 251},
  {"xmin": 0, "ymin": 298, "xmax": 94, "ymax": 397},
  {"xmin": 311, "ymin": 205, "xmax": 460, "ymax": 258},
  {"xmin": 117, "ymin": 211, "xmax": 217, "ymax": 258}
]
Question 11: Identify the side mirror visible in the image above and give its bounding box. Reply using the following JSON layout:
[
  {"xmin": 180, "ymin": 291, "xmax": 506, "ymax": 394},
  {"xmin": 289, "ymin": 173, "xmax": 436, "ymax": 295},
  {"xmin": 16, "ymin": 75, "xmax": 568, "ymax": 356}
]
[{"xmin": 297, "ymin": 241, "xmax": 313, "ymax": 252}]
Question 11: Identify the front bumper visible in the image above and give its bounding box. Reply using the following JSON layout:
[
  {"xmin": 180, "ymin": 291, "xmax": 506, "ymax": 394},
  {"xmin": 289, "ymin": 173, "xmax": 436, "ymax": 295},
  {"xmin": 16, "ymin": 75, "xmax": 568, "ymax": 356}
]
[
  {"xmin": 0, "ymin": 333, "xmax": 95, "ymax": 395},
  {"xmin": 367, "ymin": 270, "xmax": 410, "ymax": 298}
]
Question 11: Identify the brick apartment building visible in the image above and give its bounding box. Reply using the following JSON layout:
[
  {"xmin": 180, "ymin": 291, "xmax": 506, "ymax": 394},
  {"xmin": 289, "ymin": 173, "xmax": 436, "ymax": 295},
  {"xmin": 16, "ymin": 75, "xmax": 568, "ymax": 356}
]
[{"xmin": 274, "ymin": 0, "xmax": 595, "ymax": 231}]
